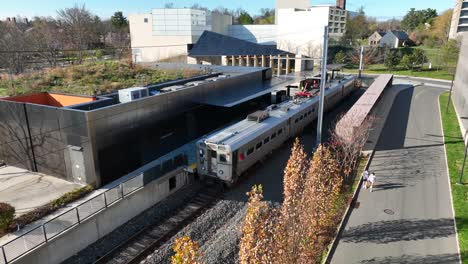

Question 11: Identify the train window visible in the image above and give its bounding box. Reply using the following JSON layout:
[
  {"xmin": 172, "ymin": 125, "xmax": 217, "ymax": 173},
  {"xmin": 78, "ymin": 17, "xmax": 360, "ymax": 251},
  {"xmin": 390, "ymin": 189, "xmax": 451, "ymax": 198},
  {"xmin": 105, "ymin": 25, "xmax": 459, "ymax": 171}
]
[
  {"xmin": 312, "ymin": 108, "xmax": 315, "ymax": 112},
  {"xmin": 278, "ymin": 128, "xmax": 283, "ymax": 135},
  {"xmin": 256, "ymin": 142, "xmax": 263, "ymax": 149},
  {"xmin": 169, "ymin": 176, "xmax": 176, "ymax": 190},
  {"xmin": 300, "ymin": 115, "xmax": 304, "ymax": 120},
  {"xmin": 308, "ymin": 110, "xmax": 312, "ymax": 115},
  {"xmin": 264, "ymin": 137, "xmax": 270, "ymax": 144},
  {"xmin": 211, "ymin": 151, "xmax": 216, "ymax": 158},
  {"xmin": 247, "ymin": 147, "xmax": 254, "ymax": 155},
  {"xmin": 271, "ymin": 132, "xmax": 277, "ymax": 139},
  {"xmin": 219, "ymin": 154, "xmax": 227, "ymax": 163},
  {"xmin": 295, "ymin": 119, "xmax": 299, "ymax": 123},
  {"xmin": 304, "ymin": 112, "xmax": 308, "ymax": 117}
]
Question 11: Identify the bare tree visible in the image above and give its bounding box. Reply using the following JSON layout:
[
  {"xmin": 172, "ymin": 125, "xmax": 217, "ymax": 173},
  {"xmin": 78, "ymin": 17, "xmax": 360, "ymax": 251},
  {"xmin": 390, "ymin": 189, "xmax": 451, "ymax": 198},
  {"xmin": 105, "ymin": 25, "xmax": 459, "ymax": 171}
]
[
  {"xmin": 331, "ymin": 114, "xmax": 375, "ymax": 182},
  {"xmin": 0, "ymin": 19, "xmax": 31, "ymax": 74},
  {"xmin": 29, "ymin": 17, "xmax": 63, "ymax": 67},
  {"xmin": 57, "ymin": 4, "xmax": 98, "ymax": 60}
]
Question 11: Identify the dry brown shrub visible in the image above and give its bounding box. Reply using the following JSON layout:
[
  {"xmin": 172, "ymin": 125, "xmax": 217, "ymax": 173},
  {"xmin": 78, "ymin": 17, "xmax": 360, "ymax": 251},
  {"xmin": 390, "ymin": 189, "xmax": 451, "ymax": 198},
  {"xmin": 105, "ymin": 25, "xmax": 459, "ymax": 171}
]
[{"xmin": 171, "ymin": 236, "xmax": 202, "ymax": 264}]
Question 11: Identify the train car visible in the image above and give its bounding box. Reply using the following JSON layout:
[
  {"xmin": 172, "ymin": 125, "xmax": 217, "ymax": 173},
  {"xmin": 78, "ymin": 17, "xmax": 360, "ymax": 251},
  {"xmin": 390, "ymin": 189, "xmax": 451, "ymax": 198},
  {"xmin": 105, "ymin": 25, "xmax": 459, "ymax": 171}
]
[{"xmin": 196, "ymin": 75, "xmax": 356, "ymax": 185}]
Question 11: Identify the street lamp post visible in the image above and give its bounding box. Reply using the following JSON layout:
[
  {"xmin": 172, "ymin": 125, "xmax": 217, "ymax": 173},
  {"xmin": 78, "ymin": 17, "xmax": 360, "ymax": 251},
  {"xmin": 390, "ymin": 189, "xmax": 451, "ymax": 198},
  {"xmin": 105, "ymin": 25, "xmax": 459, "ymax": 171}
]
[{"xmin": 316, "ymin": 26, "xmax": 329, "ymax": 146}]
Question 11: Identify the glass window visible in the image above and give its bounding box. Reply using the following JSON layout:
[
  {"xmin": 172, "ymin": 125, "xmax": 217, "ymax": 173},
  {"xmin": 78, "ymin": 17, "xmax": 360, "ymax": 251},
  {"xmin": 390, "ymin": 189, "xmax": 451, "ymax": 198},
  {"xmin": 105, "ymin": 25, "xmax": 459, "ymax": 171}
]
[
  {"xmin": 144, "ymin": 18, "xmax": 149, "ymax": 23},
  {"xmin": 211, "ymin": 151, "xmax": 217, "ymax": 158},
  {"xmin": 247, "ymin": 147, "xmax": 254, "ymax": 155},
  {"xmin": 256, "ymin": 142, "xmax": 263, "ymax": 149},
  {"xmin": 295, "ymin": 119, "xmax": 299, "ymax": 123},
  {"xmin": 264, "ymin": 137, "xmax": 270, "ymax": 144},
  {"xmin": 169, "ymin": 176, "xmax": 176, "ymax": 190},
  {"xmin": 278, "ymin": 128, "xmax": 283, "ymax": 135},
  {"xmin": 219, "ymin": 154, "xmax": 227, "ymax": 163},
  {"xmin": 271, "ymin": 132, "xmax": 277, "ymax": 139},
  {"xmin": 300, "ymin": 115, "xmax": 304, "ymax": 120}
]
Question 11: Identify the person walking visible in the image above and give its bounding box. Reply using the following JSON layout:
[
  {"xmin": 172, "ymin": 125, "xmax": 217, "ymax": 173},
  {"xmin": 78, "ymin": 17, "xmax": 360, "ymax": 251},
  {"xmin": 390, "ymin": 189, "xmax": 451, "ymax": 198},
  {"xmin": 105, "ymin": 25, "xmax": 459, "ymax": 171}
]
[
  {"xmin": 362, "ymin": 170, "xmax": 369, "ymax": 189},
  {"xmin": 368, "ymin": 172, "xmax": 376, "ymax": 192}
]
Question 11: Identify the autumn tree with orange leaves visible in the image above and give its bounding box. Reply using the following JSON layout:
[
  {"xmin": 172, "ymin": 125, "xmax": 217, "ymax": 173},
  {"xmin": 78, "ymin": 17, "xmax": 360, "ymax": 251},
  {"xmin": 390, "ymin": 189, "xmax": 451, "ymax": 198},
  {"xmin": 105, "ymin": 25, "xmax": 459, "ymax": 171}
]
[
  {"xmin": 239, "ymin": 140, "xmax": 345, "ymax": 264},
  {"xmin": 171, "ymin": 236, "xmax": 202, "ymax": 264}
]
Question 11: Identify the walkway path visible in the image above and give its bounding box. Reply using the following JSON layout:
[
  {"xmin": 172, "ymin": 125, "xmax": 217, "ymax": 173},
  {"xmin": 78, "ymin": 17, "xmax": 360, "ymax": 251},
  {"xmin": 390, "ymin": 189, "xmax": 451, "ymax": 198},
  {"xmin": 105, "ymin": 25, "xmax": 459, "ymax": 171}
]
[{"xmin": 331, "ymin": 84, "xmax": 460, "ymax": 263}]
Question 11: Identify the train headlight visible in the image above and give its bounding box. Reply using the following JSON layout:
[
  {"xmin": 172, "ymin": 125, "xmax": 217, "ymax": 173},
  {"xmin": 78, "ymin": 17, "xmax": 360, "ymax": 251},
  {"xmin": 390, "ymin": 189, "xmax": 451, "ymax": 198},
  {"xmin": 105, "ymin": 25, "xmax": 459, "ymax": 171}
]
[{"xmin": 219, "ymin": 170, "xmax": 224, "ymax": 175}]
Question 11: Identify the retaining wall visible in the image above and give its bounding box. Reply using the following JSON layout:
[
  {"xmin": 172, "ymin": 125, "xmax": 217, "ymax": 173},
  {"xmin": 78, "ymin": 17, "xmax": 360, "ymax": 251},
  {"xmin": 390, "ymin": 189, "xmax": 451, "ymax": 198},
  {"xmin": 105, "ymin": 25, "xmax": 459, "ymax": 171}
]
[{"xmin": 11, "ymin": 168, "xmax": 188, "ymax": 264}]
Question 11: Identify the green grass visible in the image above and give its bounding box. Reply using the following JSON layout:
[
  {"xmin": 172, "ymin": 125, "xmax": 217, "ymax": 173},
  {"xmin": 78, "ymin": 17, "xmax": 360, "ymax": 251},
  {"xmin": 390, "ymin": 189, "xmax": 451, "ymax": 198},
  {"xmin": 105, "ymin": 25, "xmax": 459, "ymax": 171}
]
[
  {"xmin": 344, "ymin": 64, "xmax": 453, "ymax": 80},
  {"xmin": 439, "ymin": 92, "xmax": 468, "ymax": 263},
  {"xmin": 0, "ymin": 60, "xmax": 201, "ymax": 97}
]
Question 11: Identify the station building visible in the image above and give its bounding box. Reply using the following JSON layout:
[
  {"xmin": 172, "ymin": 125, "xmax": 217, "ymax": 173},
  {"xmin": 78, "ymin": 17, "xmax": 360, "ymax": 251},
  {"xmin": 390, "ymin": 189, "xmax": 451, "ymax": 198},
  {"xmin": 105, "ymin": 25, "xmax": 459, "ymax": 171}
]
[{"xmin": 0, "ymin": 65, "xmax": 307, "ymax": 187}]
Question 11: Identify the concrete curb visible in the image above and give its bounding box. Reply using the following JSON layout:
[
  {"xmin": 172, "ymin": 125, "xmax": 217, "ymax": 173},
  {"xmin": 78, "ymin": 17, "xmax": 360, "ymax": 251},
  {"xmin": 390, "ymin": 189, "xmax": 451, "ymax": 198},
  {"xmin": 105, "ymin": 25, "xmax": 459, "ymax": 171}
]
[
  {"xmin": 437, "ymin": 95, "xmax": 463, "ymax": 264},
  {"xmin": 323, "ymin": 150, "xmax": 375, "ymax": 264}
]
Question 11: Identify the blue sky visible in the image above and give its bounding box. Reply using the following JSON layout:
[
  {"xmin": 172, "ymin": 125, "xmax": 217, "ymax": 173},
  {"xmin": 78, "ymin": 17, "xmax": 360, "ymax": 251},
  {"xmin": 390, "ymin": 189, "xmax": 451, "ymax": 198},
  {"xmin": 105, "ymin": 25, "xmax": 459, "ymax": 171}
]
[{"xmin": 0, "ymin": 0, "xmax": 455, "ymax": 20}]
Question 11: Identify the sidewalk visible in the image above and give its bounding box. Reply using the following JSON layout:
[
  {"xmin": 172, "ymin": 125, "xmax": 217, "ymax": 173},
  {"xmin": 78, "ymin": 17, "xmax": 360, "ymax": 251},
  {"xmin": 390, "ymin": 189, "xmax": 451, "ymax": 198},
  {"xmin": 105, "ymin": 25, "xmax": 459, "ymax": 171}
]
[{"xmin": 331, "ymin": 84, "xmax": 460, "ymax": 263}]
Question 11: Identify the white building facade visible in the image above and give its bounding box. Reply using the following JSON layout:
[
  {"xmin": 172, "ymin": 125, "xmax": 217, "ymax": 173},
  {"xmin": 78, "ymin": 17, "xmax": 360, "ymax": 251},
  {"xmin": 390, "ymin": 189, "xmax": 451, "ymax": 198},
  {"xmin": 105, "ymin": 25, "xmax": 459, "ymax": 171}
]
[
  {"xmin": 450, "ymin": 0, "xmax": 468, "ymax": 39},
  {"xmin": 129, "ymin": 9, "xmax": 232, "ymax": 63}
]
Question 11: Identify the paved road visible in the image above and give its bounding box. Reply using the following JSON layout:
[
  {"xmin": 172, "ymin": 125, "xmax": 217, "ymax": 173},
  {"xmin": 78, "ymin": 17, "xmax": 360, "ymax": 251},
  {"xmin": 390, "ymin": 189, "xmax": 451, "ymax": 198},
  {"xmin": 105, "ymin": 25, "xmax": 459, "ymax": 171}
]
[{"xmin": 331, "ymin": 84, "xmax": 461, "ymax": 263}]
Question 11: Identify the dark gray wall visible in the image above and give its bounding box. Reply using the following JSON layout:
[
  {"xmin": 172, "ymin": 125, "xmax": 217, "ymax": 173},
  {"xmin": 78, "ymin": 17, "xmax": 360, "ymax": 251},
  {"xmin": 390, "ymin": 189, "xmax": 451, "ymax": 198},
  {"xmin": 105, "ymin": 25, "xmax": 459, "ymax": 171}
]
[{"xmin": 0, "ymin": 100, "xmax": 91, "ymax": 183}]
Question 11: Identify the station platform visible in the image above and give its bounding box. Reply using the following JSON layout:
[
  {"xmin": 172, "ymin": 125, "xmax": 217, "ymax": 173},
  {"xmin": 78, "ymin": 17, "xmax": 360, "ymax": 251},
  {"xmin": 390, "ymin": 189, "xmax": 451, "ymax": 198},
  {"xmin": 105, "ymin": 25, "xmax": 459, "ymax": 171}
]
[{"xmin": 0, "ymin": 166, "xmax": 81, "ymax": 216}]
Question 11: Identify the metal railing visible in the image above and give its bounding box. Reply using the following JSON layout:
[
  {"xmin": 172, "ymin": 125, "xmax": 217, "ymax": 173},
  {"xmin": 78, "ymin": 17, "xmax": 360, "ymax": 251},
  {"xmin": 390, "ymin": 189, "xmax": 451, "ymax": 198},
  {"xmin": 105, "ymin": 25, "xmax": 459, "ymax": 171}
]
[{"xmin": 0, "ymin": 153, "xmax": 188, "ymax": 264}]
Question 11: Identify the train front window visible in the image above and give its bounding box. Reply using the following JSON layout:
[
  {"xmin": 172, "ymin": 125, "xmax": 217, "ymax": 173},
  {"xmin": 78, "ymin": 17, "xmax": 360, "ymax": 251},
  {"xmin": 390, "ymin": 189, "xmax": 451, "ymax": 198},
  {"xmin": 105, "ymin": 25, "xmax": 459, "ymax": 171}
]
[
  {"xmin": 219, "ymin": 154, "xmax": 227, "ymax": 163},
  {"xmin": 247, "ymin": 147, "xmax": 254, "ymax": 155},
  {"xmin": 211, "ymin": 151, "xmax": 217, "ymax": 158}
]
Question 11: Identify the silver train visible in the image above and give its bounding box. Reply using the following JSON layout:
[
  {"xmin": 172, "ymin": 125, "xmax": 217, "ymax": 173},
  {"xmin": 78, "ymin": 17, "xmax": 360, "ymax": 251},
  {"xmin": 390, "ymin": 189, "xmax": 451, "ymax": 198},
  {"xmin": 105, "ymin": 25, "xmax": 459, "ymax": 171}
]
[{"xmin": 196, "ymin": 75, "xmax": 356, "ymax": 185}]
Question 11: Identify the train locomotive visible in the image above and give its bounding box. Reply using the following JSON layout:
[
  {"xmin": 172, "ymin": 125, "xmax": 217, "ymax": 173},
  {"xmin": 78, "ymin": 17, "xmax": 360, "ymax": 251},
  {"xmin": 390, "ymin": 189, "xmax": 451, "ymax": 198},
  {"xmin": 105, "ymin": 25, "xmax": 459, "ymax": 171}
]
[{"xmin": 196, "ymin": 74, "xmax": 356, "ymax": 185}]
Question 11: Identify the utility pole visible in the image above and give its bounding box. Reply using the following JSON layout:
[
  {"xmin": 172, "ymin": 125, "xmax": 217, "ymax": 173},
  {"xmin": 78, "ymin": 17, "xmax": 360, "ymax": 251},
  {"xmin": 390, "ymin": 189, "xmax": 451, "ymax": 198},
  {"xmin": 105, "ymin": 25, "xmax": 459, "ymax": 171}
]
[
  {"xmin": 358, "ymin": 46, "xmax": 364, "ymax": 79},
  {"xmin": 458, "ymin": 130, "xmax": 467, "ymax": 185},
  {"xmin": 446, "ymin": 68, "xmax": 456, "ymax": 114},
  {"xmin": 316, "ymin": 26, "xmax": 329, "ymax": 146}
]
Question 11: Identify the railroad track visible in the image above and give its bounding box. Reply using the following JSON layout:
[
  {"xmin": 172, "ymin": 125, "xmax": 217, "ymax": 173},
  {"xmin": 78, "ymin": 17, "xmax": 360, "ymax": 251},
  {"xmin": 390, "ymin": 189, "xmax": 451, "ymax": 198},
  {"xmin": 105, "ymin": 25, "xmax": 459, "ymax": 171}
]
[{"xmin": 93, "ymin": 183, "xmax": 223, "ymax": 264}]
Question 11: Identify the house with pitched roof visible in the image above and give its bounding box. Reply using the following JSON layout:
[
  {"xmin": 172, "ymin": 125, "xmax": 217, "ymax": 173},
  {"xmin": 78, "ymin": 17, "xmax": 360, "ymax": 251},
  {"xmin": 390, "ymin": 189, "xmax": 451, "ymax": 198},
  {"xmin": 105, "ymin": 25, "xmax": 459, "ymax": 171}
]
[{"xmin": 379, "ymin": 30, "xmax": 410, "ymax": 48}]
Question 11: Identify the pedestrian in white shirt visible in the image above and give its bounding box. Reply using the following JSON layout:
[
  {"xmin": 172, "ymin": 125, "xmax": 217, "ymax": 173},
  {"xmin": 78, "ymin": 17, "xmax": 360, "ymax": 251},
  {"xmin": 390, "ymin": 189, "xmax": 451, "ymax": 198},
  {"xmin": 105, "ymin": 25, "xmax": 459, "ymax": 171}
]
[
  {"xmin": 368, "ymin": 172, "xmax": 376, "ymax": 192},
  {"xmin": 362, "ymin": 170, "xmax": 369, "ymax": 189}
]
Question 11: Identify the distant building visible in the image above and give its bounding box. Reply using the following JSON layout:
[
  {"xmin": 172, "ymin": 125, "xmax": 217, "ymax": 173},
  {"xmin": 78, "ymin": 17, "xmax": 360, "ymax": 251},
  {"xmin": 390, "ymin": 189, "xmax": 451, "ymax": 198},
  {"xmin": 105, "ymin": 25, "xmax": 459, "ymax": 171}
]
[
  {"xmin": 449, "ymin": 0, "xmax": 468, "ymax": 39},
  {"xmin": 368, "ymin": 31, "xmax": 386, "ymax": 46},
  {"xmin": 379, "ymin": 31, "xmax": 410, "ymax": 48},
  {"xmin": 128, "ymin": 9, "xmax": 232, "ymax": 63},
  {"xmin": 129, "ymin": 1, "xmax": 349, "ymax": 73}
]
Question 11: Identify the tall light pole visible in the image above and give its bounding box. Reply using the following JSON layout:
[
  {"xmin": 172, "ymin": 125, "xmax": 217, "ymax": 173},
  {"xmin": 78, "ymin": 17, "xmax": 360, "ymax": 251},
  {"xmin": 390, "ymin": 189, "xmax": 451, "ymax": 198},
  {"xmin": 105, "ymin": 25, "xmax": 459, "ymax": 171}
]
[
  {"xmin": 316, "ymin": 26, "xmax": 329, "ymax": 146},
  {"xmin": 358, "ymin": 46, "xmax": 364, "ymax": 79}
]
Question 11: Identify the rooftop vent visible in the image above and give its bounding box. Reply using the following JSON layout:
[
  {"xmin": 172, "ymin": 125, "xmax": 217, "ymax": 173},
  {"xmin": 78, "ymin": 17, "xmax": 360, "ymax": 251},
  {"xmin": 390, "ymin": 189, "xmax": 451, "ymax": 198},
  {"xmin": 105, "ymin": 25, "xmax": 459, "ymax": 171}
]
[{"xmin": 247, "ymin": 110, "xmax": 269, "ymax": 123}]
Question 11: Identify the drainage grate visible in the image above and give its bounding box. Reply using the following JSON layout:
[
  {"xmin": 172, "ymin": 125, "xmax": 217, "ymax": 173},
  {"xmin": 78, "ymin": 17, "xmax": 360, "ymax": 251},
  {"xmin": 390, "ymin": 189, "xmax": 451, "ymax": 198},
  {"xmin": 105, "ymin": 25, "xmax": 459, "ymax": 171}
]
[{"xmin": 384, "ymin": 209, "xmax": 395, "ymax": 215}]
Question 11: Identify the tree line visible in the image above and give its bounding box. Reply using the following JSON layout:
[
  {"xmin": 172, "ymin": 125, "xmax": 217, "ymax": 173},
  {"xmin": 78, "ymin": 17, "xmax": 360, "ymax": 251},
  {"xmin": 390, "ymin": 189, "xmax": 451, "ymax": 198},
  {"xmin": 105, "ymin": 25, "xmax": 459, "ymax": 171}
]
[{"xmin": 0, "ymin": 4, "xmax": 130, "ymax": 74}]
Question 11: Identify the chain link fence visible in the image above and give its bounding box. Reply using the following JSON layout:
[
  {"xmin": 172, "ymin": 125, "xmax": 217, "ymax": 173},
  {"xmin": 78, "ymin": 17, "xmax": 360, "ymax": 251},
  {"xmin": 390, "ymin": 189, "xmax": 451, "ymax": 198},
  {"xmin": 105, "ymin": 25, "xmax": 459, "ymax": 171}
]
[{"xmin": 0, "ymin": 152, "xmax": 187, "ymax": 264}]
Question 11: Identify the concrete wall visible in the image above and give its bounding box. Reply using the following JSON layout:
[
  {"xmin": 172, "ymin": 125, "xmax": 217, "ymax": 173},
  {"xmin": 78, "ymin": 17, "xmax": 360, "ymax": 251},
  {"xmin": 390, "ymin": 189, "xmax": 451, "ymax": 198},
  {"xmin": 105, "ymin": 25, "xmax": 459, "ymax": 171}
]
[
  {"xmin": 453, "ymin": 34, "xmax": 468, "ymax": 121},
  {"xmin": 228, "ymin": 25, "xmax": 278, "ymax": 45},
  {"xmin": 12, "ymin": 169, "xmax": 189, "ymax": 264},
  {"xmin": 275, "ymin": 0, "xmax": 310, "ymax": 24},
  {"xmin": 277, "ymin": 7, "xmax": 329, "ymax": 58},
  {"xmin": 129, "ymin": 11, "xmax": 232, "ymax": 63},
  {"xmin": 129, "ymin": 13, "xmax": 192, "ymax": 62}
]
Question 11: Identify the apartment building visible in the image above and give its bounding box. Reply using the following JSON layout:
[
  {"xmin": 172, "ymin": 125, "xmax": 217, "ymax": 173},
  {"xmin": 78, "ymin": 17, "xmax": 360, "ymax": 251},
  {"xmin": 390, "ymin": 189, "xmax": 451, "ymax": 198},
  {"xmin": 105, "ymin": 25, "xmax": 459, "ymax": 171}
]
[{"xmin": 450, "ymin": 0, "xmax": 468, "ymax": 39}]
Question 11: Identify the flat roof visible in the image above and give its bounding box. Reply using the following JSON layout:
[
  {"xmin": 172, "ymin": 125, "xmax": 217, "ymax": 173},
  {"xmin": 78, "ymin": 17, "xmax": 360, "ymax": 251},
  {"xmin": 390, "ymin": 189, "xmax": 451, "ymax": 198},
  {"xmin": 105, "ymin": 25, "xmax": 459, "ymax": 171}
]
[{"xmin": 2, "ymin": 92, "xmax": 97, "ymax": 107}]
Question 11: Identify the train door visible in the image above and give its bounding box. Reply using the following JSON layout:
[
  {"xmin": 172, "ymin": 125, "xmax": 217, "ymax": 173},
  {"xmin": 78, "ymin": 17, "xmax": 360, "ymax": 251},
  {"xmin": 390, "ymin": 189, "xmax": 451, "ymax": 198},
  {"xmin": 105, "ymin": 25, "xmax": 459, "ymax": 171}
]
[{"xmin": 209, "ymin": 149, "xmax": 218, "ymax": 175}]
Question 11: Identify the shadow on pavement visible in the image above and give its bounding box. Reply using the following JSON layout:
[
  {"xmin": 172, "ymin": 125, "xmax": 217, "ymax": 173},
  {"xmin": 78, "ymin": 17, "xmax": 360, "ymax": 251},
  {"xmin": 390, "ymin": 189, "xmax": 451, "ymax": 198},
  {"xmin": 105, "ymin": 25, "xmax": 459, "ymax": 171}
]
[
  {"xmin": 375, "ymin": 87, "xmax": 414, "ymax": 151},
  {"xmin": 372, "ymin": 183, "xmax": 405, "ymax": 191},
  {"xmin": 341, "ymin": 218, "xmax": 456, "ymax": 243},
  {"xmin": 360, "ymin": 253, "xmax": 460, "ymax": 264}
]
